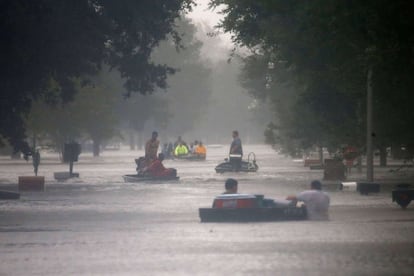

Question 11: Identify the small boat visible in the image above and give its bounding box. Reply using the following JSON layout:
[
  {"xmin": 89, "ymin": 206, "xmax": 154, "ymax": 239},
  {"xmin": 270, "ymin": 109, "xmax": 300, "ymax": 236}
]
[
  {"xmin": 127, "ymin": 157, "xmax": 179, "ymax": 183},
  {"xmin": 122, "ymin": 174, "xmax": 179, "ymax": 183},
  {"xmin": 199, "ymin": 194, "xmax": 307, "ymax": 222},
  {"xmin": 174, "ymin": 153, "xmax": 206, "ymax": 161},
  {"xmin": 215, "ymin": 152, "xmax": 258, "ymax": 173}
]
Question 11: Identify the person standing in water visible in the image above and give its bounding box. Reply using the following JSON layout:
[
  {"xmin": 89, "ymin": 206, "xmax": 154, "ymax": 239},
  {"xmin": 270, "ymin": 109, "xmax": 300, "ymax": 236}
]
[
  {"xmin": 229, "ymin": 130, "xmax": 243, "ymax": 171},
  {"xmin": 286, "ymin": 180, "xmax": 330, "ymax": 220}
]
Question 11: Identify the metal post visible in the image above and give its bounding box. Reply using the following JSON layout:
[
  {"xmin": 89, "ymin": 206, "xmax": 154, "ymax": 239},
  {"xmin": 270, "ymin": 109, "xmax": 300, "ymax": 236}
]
[{"xmin": 366, "ymin": 67, "xmax": 374, "ymax": 182}]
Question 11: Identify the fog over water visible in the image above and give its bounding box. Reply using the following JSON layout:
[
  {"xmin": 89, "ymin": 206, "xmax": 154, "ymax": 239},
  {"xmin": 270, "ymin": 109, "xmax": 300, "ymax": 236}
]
[{"xmin": 136, "ymin": 0, "xmax": 270, "ymax": 145}]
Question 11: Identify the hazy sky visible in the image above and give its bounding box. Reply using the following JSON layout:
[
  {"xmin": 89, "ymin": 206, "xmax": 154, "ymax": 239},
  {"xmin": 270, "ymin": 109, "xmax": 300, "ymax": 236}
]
[
  {"xmin": 186, "ymin": 0, "xmax": 233, "ymax": 62},
  {"xmin": 187, "ymin": 0, "xmax": 221, "ymax": 26}
]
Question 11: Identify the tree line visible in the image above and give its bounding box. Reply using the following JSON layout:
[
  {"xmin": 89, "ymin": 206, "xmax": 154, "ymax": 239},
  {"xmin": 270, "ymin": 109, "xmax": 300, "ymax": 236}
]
[
  {"xmin": 0, "ymin": 0, "xmax": 194, "ymax": 155},
  {"xmin": 210, "ymin": 0, "xmax": 414, "ymax": 163}
]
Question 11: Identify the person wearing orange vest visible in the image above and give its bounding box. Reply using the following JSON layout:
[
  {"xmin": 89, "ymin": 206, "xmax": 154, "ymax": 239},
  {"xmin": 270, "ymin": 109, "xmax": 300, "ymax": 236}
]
[{"xmin": 194, "ymin": 141, "xmax": 207, "ymax": 158}]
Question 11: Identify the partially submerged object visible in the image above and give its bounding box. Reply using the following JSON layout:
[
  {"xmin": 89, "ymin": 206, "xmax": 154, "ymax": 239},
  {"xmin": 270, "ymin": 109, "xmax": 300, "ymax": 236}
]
[
  {"xmin": 0, "ymin": 190, "xmax": 20, "ymax": 200},
  {"xmin": 215, "ymin": 152, "xmax": 258, "ymax": 173},
  {"xmin": 392, "ymin": 184, "xmax": 414, "ymax": 209},
  {"xmin": 199, "ymin": 194, "xmax": 307, "ymax": 222},
  {"xmin": 54, "ymin": 172, "xmax": 79, "ymax": 181}
]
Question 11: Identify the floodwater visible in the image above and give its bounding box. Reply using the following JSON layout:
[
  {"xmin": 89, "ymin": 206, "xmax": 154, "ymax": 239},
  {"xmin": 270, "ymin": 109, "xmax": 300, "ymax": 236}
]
[{"xmin": 0, "ymin": 144, "xmax": 413, "ymax": 275}]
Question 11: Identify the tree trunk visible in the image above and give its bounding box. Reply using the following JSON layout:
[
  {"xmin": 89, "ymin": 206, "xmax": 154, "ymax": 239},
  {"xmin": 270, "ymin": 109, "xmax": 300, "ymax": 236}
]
[
  {"xmin": 129, "ymin": 131, "xmax": 135, "ymax": 150},
  {"xmin": 379, "ymin": 145, "xmax": 387, "ymax": 167},
  {"xmin": 137, "ymin": 132, "xmax": 143, "ymax": 150},
  {"xmin": 92, "ymin": 139, "xmax": 100, "ymax": 157},
  {"xmin": 318, "ymin": 146, "xmax": 323, "ymax": 164},
  {"xmin": 357, "ymin": 155, "xmax": 363, "ymax": 173},
  {"xmin": 366, "ymin": 66, "xmax": 374, "ymax": 182}
]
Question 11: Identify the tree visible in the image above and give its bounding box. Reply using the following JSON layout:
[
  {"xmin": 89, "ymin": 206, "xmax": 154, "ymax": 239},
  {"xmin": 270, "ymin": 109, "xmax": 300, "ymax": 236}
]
[
  {"xmin": 26, "ymin": 72, "xmax": 121, "ymax": 157},
  {"xmin": 210, "ymin": 0, "xmax": 414, "ymax": 157},
  {"xmin": 0, "ymin": 0, "xmax": 193, "ymax": 153},
  {"xmin": 150, "ymin": 17, "xmax": 212, "ymax": 137}
]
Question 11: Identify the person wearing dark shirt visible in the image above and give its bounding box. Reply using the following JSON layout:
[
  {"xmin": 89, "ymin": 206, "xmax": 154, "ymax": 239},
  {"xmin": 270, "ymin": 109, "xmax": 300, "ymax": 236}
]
[{"xmin": 229, "ymin": 130, "xmax": 243, "ymax": 171}]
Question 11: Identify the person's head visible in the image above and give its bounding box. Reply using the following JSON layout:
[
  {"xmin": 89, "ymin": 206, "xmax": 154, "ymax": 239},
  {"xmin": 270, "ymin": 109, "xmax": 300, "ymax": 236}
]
[
  {"xmin": 152, "ymin": 131, "xmax": 158, "ymax": 140},
  {"xmin": 232, "ymin": 130, "xmax": 239, "ymax": 138},
  {"xmin": 158, "ymin": 153, "xmax": 165, "ymax": 161},
  {"xmin": 310, "ymin": 180, "xmax": 322, "ymax": 190},
  {"xmin": 199, "ymin": 141, "xmax": 203, "ymax": 146},
  {"xmin": 225, "ymin": 178, "xmax": 238, "ymax": 193}
]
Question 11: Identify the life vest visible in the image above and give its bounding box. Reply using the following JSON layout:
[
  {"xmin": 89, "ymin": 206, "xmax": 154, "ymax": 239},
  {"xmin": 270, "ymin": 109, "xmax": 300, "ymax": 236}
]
[
  {"xmin": 195, "ymin": 145, "xmax": 206, "ymax": 155},
  {"xmin": 174, "ymin": 145, "xmax": 188, "ymax": 156}
]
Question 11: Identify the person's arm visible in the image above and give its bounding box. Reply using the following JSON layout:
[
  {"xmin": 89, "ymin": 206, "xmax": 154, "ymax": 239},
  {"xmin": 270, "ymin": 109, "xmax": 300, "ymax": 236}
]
[{"xmin": 145, "ymin": 140, "xmax": 150, "ymax": 157}]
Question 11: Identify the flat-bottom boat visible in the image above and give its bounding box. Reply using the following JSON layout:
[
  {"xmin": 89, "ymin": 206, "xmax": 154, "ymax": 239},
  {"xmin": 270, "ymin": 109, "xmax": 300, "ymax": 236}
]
[
  {"xmin": 215, "ymin": 152, "xmax": 258, "ymax": 173},
  {"xmin": 199, "ymin": 194, "xmax": 307, "ymax": 222},
  {"xmin": 174, "ymin": 153, "xmax": 206, "ymax": 161}
]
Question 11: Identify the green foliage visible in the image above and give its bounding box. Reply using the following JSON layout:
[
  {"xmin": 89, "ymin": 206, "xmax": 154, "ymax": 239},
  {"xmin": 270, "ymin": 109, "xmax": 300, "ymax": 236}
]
[
  {"xmin": 148, "ymin": 17, "xmax": 212, "ymax": 136},
  {"xmin": 26, "ymin": 70, "xmax": 121, "ymax": 156},
  {"xmin": 211, "ymin": 0, "xmax": 414, "ymax": 155},
  {"xmin": 0, "ymin": 0, "xmax": 194, "ymax": 153}
]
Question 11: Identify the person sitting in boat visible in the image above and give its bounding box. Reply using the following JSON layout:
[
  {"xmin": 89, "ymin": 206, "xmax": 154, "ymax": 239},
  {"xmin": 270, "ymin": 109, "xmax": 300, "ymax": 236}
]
[
  {"xmin": 219, "ymin": 178, "xmax": 292, "ymax": 208},
  {"xmin": 162, "ymin": 143, "xmax": 173, "ymax": 159},
  {"xmin": 145, "ymin": 131, "xmax": 160, "ymax": 165},
  {"xmin": 223, "ymin": 178, "xmax": 238, "ymax": 194},
  {"xmin": 188, "ymin": 142, "xmax": 194, "ymax": 154},
  {"xmin": 212, "ymin": 178, "xmax": 239, "ymax": 208},
  {"xmin": 174, "ymin": 142, "xmax": 189, "ymax": 157},
  {"xmin": 144, "ymin": 153, "xmax": 177, "ymax": 178},
  {"xmin": 286, "ymin": 180, "xmax": 330, "ymax": 220},
  {"xmin": 174, "ymin": 136, "xmax": 184, "ymax": 149},
  {"xmin": 194, "ymin": 141, "xmax": 207, "ymax": 158}
]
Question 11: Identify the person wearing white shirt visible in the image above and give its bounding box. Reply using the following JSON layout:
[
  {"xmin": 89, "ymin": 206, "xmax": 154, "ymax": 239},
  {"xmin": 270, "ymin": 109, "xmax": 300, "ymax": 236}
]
[{"xmin": 287, "ymin": 180, "xmax": 330, "ymax": 220}]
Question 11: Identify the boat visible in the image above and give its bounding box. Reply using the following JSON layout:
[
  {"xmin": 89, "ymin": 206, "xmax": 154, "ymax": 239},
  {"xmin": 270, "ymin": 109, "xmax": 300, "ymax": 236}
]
[
  {"xmin": 123, "ymin": 157, "xmax": 179, "ymax": 183},
  {"xmin": 199, "ymin": 194, "xmax": 307, "ymax": 222},
  {"xmin": 122, "ymin": 174, "xmax": 179, "ymax": 183},
  {"xmin": 174, "ymin": 153, "xmax": 206, "ymax": 161},
  {"xmin": 215, "ymin": 152, "xmax": 258, "ymax": 173}
]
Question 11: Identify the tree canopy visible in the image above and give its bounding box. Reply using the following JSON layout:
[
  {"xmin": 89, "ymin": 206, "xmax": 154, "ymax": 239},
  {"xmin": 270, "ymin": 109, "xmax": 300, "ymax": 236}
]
[
  {"xmin": 0, "ymin": 0, "xmax": 193, "ymax": 153},
  {"xmin": 210, "ymin": 0, "xmax": 414, "ymax": 156}
]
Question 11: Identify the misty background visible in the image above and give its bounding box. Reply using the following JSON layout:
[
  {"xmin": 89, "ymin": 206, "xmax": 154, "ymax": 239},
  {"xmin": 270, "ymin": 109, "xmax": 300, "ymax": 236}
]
[
  {"xmin": 2, "ymin": 0, "xmax": 413, "ymax": 167},
  {"xmin": 20, "ymin": 6, "xmax": 272, "ymax": 156}
]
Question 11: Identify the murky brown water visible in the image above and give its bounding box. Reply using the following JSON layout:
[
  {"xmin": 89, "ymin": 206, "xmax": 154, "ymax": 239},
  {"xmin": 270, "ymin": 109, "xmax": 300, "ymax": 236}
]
[{"xmin": 1, "ymin": 145, "xmax": 413, "ymax": 275}]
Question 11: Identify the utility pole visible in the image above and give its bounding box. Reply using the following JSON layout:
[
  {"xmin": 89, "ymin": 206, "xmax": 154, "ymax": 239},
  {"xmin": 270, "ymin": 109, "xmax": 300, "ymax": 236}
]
[{"xmin": 366, "ymin": 66, "xmax": 374, "ymax": 182}]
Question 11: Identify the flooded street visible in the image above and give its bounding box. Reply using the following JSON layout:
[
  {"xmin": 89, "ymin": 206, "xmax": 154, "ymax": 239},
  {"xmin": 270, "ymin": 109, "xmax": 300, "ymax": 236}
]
[{"xmin": 1, "ymin": 144, "xmax": 413, "ymax": 275}]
